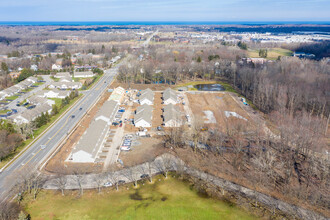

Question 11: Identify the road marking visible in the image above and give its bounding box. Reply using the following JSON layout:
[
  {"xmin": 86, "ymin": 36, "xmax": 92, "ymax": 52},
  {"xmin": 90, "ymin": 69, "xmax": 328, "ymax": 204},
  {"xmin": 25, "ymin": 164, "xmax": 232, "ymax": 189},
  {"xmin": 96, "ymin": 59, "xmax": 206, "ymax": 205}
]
[{"xmin": 19, "ymin": 77, "xmax": 109, "ymax": 170}]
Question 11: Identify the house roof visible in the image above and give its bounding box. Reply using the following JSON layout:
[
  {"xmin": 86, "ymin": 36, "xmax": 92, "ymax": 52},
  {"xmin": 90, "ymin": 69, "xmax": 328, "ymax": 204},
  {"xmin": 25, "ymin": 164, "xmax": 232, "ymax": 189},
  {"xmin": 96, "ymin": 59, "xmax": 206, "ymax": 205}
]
[
  {"xmin": 163, "ymin": 88, "xmax": 177, "ymax": 103},
  {"xmin": 54, "ymin": 72, "xmax": 71, "ymax": 77},
  {"xmin": 72, "ymin": 100, "xmax": 118, "ymax": 162},
  {"xmin": 139, "ymin": 88, "xmax": 154, "ymax": 104},
  {"xmin": 134, "ymin": 104, "xmax": 153, "ymax": 125},
  {"xmin": 74, "ymin": 71, "xmax": 94, "ymax": 76},
  {"xmin": 163, "ymin": 103, "xmax": 182, "ymax": 124}
]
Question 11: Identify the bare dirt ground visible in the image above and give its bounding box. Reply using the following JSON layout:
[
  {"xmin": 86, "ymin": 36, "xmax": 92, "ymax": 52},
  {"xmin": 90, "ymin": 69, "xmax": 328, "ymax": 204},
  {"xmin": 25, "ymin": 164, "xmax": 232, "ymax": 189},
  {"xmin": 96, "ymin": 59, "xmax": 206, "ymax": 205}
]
[
  {"xmin": 43, "ymin": 90, "xmax": 112, "ymax": 174},
  {"xmin": 118, "ymin": 137, "xmax": 166, "ymax": 167},
  {"xmin": 152, "ymin": 92, "xmax": 164, "ymax": 129},
  {"xmin": 187, "ymin": 92, "xmax": 256, "ymax": 131},
  {"xmin": 111, "ymin": 81, "xmax": 171, "ymax": 91}
]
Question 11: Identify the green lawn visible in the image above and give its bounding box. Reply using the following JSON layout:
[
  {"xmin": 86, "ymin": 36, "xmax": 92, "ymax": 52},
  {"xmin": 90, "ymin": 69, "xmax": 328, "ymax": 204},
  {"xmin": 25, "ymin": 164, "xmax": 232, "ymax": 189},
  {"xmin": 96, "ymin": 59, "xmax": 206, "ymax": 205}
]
[
  {"xmin": 6, "ymin": 95, "xmax": 20, "ymax": 101},
  {"xmin": 248, "ymin": 48, "xmax": 293, "ymax": 60},
  {"xmin": 24, "ymin": 177, "xmax": 258, "ymax": 220},
  {"xmin": 33, "ymin": 82, "xmax": 45, "ymax": 87}
]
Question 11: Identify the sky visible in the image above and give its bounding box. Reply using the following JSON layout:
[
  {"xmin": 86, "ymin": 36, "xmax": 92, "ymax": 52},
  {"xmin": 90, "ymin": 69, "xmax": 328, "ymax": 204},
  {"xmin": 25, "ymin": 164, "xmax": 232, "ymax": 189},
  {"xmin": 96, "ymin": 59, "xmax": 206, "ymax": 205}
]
[{"xmin": 0, "ymin": 0, "xmax": 329, "ymax": 22}]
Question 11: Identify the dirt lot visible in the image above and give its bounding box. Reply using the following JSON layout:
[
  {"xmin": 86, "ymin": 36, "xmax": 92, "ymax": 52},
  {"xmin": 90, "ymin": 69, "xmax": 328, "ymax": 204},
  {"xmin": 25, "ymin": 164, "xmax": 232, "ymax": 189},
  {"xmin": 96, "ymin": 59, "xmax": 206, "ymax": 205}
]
[
  {"xmin": 187, "ymin": 92, "xmax": 256, "ymax": 131},
  {"xmin": 118, "ymin": 136, "xmax": 166, "ymax": 167},
  {"xmin": 111, "ymin": 81, "xmax": 172, "ymax": 91},
  {"xmin": 43, "ymin": 90, "xmax": 112, "ymax": 174}
]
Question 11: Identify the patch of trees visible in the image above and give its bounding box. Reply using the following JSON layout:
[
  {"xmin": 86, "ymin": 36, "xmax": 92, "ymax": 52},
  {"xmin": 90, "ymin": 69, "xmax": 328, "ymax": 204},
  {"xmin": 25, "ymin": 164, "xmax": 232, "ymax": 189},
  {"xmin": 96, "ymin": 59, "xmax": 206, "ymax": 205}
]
[
  {"xmin": 7, "ymin": 50, "xmax": 22, "ymax": 58},
  {"xmin": 165, "ymin": 112, "xmax": 329, "ymax": 215},
  {"xmin": 237, "ymin": 41, "xmax": 248, "ymax": 50},
  {"xmin": 288, "ymin": 41, "xmax": 330, "ymax": 59},
  {"xmin": 258, "ymin": 49, "xmax": 267, "ymax": 58},
  {"xmin": 15, "ymin": 68, "xmax": 35, "ymax": 83},
  {"xmin": 0, "ymin": 130, "xmax": 22, "ymax": 162}
]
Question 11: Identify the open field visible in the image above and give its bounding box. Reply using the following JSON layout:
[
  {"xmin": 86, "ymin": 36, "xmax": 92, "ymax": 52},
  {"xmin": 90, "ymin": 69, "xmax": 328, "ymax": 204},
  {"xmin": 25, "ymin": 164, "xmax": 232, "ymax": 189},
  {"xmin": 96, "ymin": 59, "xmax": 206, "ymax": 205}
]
[
  {"xmin": 248, "ymin": 48, "xmax": 293, "ymax": 60},
  {"xmin": 23, "ymin": 177, "xmax": 258, "ymax": 220},
  {"xmin": 187, "ymin": 92, "xmax": 255, "ymax": 131}
]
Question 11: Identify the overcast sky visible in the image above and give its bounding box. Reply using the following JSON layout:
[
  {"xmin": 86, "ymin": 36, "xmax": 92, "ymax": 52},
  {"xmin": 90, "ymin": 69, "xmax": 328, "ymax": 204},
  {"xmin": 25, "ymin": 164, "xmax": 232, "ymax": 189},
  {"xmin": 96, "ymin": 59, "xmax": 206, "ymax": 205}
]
[{"xmin": 0, "ymin": 0, "xmax": 329, "ymax": 22}]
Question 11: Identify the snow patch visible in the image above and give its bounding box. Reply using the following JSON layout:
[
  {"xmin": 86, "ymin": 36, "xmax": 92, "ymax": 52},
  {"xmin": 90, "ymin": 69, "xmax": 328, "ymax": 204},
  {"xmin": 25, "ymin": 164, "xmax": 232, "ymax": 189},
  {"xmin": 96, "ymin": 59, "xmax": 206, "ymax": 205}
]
[
  {"xmin": 203, "ymin": 110, "xmax": 216, "ymax": 123},
  {"xmin": 224, "ymin": 111, "xmax": 247, "ymax": 121}
]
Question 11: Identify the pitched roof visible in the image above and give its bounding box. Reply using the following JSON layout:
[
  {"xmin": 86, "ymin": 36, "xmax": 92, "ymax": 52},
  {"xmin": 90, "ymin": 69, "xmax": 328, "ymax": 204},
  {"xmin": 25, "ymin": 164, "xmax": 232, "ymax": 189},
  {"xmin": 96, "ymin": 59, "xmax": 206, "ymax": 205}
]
[
  {"xmin": 134, "ymin": 104, "xmax": 153, "ymax": 125},
  {"xmin": 163, "ymin": 103, "xmax": 182, "ymax": 124},
  {"xmin": 72, "ymin": 100, "xmax": 118, "ymax": 162},
  {"xmin": 163, "ymin": 88, "xmax": 177, "ymax": 103}
]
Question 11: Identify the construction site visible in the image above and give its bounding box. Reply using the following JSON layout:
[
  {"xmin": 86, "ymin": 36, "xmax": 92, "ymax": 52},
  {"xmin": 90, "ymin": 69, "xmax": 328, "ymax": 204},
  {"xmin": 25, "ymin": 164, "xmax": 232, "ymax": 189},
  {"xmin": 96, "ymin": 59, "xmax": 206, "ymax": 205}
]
[{"xmin": 43, "ymin": 82, "xmax": 263, "ymax": 174}]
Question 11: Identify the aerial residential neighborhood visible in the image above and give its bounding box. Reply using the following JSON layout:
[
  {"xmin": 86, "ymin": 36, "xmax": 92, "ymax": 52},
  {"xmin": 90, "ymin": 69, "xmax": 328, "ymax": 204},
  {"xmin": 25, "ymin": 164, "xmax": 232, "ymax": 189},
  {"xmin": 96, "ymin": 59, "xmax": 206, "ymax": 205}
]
[{"xmin": 0, "ymin": 1, "xmax": 329, "ymax": 219}]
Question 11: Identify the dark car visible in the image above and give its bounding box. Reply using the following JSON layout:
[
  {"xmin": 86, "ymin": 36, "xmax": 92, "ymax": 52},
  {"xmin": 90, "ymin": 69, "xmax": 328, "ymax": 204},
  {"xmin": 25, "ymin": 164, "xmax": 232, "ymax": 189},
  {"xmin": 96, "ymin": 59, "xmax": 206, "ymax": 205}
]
[
  {"xmin": 71, "ymin": 115, "xmax": 75, "ymax": 118},
  {"xmin": 140, "ymin": 174, "xmax": 149, "ymax": 179},
  {"xmin": 16, "ymin": 104, "xmax": 20, "ymax": 106},
  {"xmin": 112, "ymin": 122, "xmax": 119, "ymax": 126},
  {"xmin": 118, "ymin": 180, "xmax": 125, "ymax": 185},
  {"xmin": 79, "ymin": 107, "xmax": 83, "ymax": 110}
]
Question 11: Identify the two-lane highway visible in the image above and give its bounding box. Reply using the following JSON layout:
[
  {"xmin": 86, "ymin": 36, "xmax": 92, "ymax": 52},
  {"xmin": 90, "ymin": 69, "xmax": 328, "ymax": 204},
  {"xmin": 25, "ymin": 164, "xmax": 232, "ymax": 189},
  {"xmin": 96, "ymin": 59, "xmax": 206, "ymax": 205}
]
[{"xmin": 0, "ymin": 66, "xmax": 121, "ymax": 201}]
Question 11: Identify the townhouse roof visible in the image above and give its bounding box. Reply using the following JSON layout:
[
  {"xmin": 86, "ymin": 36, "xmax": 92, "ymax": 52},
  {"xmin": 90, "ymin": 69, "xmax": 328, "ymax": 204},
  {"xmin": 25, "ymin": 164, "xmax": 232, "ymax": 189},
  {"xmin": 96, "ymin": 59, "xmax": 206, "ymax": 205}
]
[
  {"xmin": 163, "ymin": 103, "xmax": 182, "ymax": 123},
  {"xmin": 163, "ymin": 88, "xmax": 178, "ymax": 102},
  {"xmin": 134, "ymin": 104, "xmax": 153, "ymax": 125}
]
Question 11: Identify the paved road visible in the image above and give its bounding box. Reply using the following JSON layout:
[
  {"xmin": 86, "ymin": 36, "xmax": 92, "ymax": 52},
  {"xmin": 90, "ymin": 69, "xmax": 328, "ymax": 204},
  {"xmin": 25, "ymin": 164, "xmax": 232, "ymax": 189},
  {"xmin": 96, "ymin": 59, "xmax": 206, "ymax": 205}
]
[{"xmin": 0, "ymin": 66, "xmax": 120, "ymax": 201}]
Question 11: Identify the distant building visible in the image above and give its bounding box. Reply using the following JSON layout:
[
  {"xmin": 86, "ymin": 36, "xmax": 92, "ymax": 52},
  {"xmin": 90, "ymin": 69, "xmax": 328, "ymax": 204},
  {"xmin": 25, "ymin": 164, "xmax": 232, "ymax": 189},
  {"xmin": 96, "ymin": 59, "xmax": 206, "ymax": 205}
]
[
  {"xmin": 54, "ymin": 72, "xmax": 71, "ymax": 78},
  {"xmin": 48, "ymin": 81, "xmax": 82, "ymax": 90},
  {"xmin": 52, "ymin": 64, "xmax": 63, "ymax": 71},
  {"xmin": 35, "ymin": 89, "xmax": 71, "ymax": 99},
  {"xmin": 73, "ymin": 71, "xmax": 95, "ymax": 78},
  {"xmin": 30, "ymin": 64, "xmax": 38, "ymax": 71},
  {"xmin": 293, "ymin": 52, "xmax": 316, "ymax": 59}
]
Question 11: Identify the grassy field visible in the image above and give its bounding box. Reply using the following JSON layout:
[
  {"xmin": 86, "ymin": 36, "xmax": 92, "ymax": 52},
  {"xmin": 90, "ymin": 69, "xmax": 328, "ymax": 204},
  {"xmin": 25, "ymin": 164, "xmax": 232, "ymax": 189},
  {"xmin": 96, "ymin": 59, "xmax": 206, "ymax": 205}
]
[
  {"xmin": 248, "ymin": 48, "xmax": 293, "ymax": 60},
  {"xmin": 24, "ymin": 177, "xmax": 257, "ymax": 220}
]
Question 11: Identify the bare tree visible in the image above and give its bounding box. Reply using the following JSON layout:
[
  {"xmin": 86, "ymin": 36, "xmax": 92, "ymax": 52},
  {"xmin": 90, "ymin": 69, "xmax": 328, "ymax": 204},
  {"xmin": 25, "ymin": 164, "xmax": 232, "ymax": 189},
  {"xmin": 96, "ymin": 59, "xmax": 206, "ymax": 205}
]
[{"xmin": 53, "ymin": 174, "xmax": 67, "ymax": 196}]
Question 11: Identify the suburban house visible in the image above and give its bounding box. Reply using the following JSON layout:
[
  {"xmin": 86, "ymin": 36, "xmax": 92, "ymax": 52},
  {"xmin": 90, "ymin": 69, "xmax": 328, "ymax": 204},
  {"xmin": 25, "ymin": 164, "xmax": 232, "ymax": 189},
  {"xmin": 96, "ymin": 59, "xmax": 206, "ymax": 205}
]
[
  {"xmin": 74, "ymin": 71, "xmax": 95, "ymax": 78},
  {"xmin": 48, "ymin": 81, "xmax": 82, "ymax": 90},
  {"xmin": 134, "ymin": 104, "xmax": 153, "ymax": 128},
  {"xmin": 54, "ymin": 72, "xmax": 71, "ymax": 78},
  {"xmin": 52, "ymin": 64, "xmax": 63, "ymax": 71},
  {"xmin": 139, "ymin": 88, "xmax": 154, "ymax": 105},
  {"xmin": 27, "ymin": 95, "xmax": 55, "ymax": 107},
  {"xmin": 35, "ymin": 89, "xmax": 71, "ymax": 99},
  {"xmin": 59, "ymin": 76, "xmax": 73, "ymax": 82},
  {"xmin": 30, "ymin": 64, "xmax": 38, "ymax": 71},
  {"xmin": 8, "ymin": 72, "xmax": 20, "ymax": 79},
  {"xmin": 26, "ymin": 76, "xmax": 38, "ymax": 84},
  {"xmin": 9, "ymin": 103, "xmax": 52, "ymax": 124},
  {"xmin": 70, "ymin": 100, "xmax": 119, "ymax": 163},
  {"xmin": 163, "ymin": 88, "xmax": 178, "ymax": 105},
  {"xmin": 163, "ymin": 103, "xmax": 183, "ymax": 127},
  {"xmin": 108, "ymin": 87, "xmax": 126, "ymax": 103}
]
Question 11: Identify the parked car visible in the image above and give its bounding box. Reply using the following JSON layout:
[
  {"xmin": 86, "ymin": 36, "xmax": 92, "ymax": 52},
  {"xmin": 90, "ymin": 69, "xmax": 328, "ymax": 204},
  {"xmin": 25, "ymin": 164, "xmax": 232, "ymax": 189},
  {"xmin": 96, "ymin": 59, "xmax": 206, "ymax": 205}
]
[
  {"xmin": 120, "ymin": 146, "xmax": 131, "ymax": 151},
  {"xmin": 103, "ymin": 182, "xmax": 113, "ymax": 187},
  {"xmin": 118, "ymin": 180, "xmax": 125, "ymax": 185},
  {"xmin": 71, "ymin": 115, "xmax": 75, "ymax": 119},
  {"xmin": 140, "ymin": 174, "xmax": 149, "ymax": 179}
]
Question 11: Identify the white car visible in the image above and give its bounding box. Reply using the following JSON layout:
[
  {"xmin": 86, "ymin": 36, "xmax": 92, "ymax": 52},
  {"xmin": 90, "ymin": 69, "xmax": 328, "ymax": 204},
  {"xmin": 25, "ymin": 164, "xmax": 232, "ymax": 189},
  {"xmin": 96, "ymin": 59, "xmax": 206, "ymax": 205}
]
[
  {"xmin": 104, "ymin": 182, "xmax": 113, "ymax": 187},
  {"xmin": 120, "ymin": 146, "xmax": 131, "ymax": 151}
]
